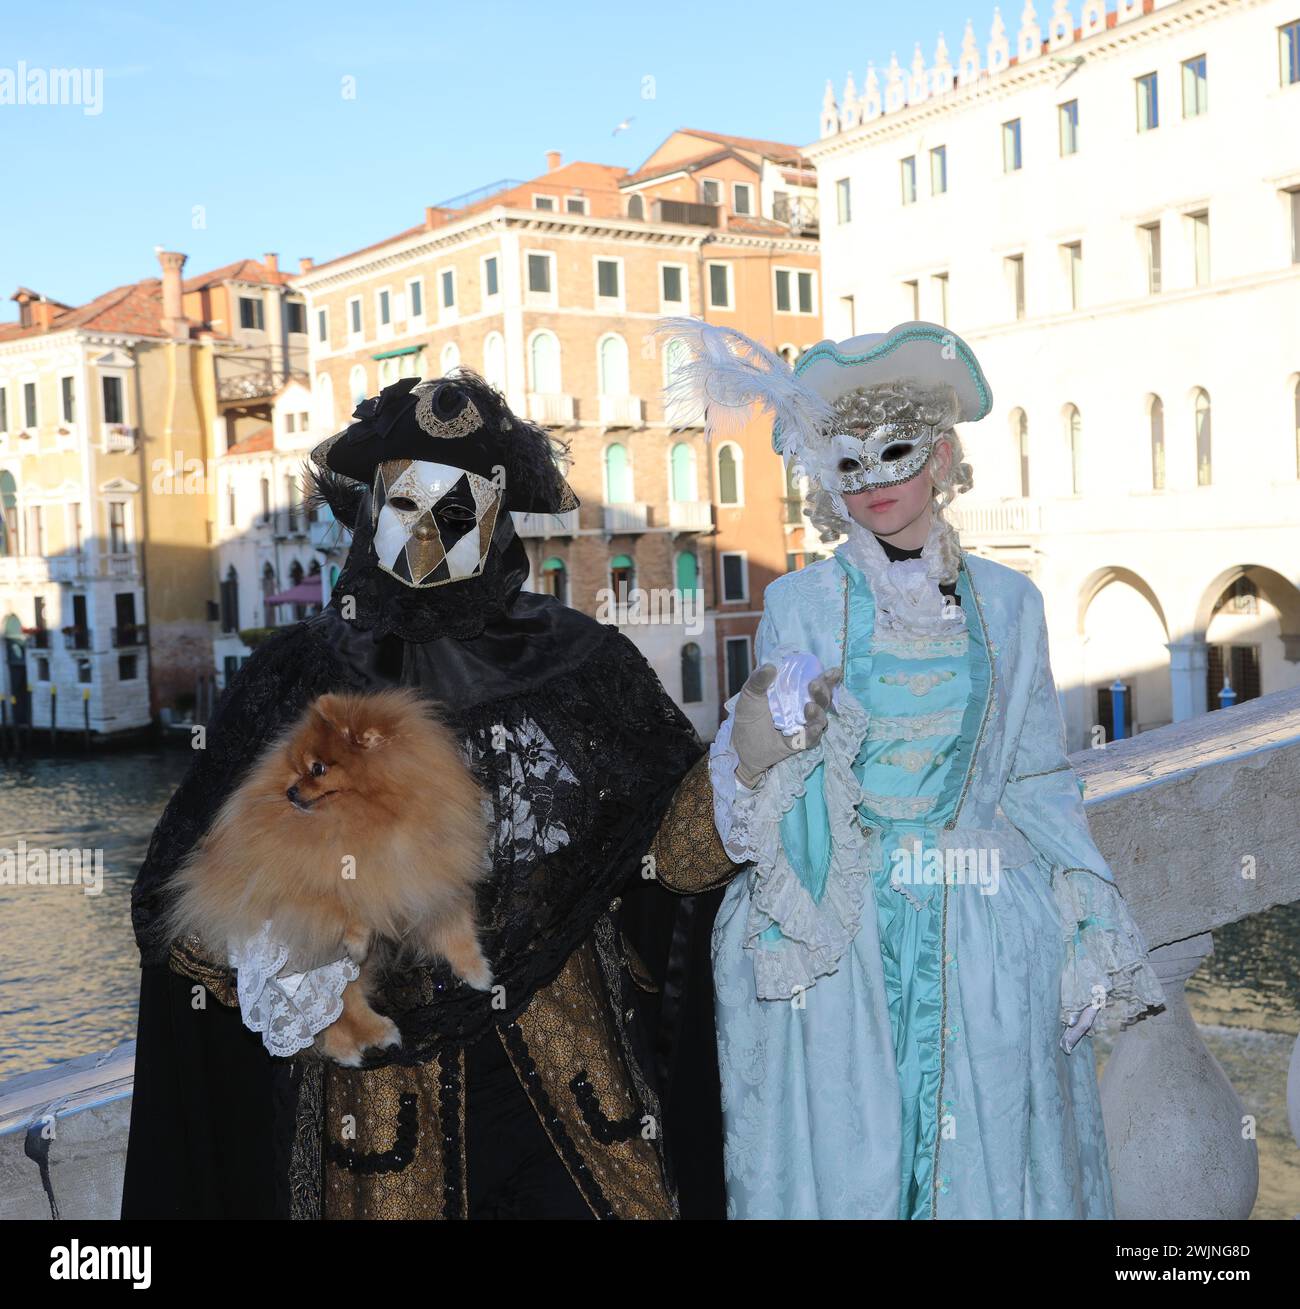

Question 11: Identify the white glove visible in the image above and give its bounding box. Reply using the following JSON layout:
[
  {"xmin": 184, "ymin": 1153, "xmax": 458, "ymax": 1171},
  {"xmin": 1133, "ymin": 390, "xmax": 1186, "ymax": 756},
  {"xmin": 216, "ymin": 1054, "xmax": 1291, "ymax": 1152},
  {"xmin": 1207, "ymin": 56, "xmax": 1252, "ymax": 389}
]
[{"xmin": 732, "ymin": 658, "xmax": 842, "ymax": 789}]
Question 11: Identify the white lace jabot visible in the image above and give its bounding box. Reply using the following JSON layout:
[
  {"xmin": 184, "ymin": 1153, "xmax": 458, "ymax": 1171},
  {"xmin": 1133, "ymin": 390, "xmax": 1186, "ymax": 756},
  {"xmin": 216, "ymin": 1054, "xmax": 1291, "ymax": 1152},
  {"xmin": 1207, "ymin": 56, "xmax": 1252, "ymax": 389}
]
[{"xmin": 227, "ymin": 921, "xmax": 359, "ymax": 1058}]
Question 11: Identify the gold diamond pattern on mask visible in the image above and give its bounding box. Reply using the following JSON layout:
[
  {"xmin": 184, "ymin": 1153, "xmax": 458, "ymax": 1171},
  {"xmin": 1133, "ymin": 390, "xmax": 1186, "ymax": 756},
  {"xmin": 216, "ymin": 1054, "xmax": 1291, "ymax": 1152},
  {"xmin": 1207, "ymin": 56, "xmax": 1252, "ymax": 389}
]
[{"xmin": 404, "ymin": 519, "xmax": 448, "ymax": 584}]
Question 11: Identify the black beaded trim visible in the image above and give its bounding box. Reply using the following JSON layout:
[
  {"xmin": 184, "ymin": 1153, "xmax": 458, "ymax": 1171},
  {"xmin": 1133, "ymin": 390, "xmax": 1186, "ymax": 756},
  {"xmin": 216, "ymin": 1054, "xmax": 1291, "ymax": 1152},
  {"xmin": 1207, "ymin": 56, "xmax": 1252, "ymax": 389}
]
[
  {"xmin": 569, "ymin": 1069, "xmax": 643, "ymax": 1145},
  {"xmin": 501, "ymin": 1022, "xmax": 617, "ymax": 1220},
  {"xmin": 438, "ymin": 1051, "xmax": 465, "ymax": 1220},
  {"xmin": 324, "ymin": 1092, "xmax": 418, "ymax": 1175}
]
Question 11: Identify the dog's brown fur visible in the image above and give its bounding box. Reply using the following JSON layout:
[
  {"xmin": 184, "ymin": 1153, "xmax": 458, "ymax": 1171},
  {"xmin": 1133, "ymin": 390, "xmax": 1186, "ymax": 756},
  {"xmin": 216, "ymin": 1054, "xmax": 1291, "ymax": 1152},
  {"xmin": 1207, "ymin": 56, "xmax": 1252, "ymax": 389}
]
[{"xmin": 163, "ymin": 689, "xmax": 491, "ymax": 1065}]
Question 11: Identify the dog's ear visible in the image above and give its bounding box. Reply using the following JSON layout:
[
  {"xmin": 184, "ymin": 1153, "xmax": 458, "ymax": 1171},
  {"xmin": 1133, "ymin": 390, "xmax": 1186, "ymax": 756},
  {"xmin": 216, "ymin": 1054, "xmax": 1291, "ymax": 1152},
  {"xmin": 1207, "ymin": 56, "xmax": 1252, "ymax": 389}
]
[
  {"xmin": 312, "ymin": 694, "xmax": 353, "ymax": 742},
  {"xmin": 357, "ymin": 725, "xmax": 390, "ymax": 750}
]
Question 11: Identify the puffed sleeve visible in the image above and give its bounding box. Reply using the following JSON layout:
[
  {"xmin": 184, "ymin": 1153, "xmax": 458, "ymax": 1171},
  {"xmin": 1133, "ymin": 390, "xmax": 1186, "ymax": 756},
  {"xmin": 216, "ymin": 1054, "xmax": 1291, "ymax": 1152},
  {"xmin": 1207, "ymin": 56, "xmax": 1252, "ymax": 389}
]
[{"xmin": 999, "ymin": 587, "xmax": 1164, "ymax": 1046}]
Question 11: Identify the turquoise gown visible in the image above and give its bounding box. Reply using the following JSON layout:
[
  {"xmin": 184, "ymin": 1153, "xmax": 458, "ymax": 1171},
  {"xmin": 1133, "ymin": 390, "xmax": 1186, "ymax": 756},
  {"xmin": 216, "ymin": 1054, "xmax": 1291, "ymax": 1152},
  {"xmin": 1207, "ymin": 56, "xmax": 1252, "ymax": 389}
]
[{"xmin": 709, "ymin": 548, "xmax": 1118, "ymax": 1219}]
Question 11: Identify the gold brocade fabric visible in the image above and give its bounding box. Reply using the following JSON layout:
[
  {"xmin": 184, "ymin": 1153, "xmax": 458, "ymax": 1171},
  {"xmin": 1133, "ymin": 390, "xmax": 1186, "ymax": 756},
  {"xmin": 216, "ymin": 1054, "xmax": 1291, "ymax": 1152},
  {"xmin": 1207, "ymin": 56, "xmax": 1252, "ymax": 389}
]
[
  {"xmin": 506, "ymin": 937, "xmax": 675, "ymax": 1220},
  {"xmin": 322, "ymin": 1048, "xmax": 468, "ymax": 1220},
  {"xmin": 651, "ymin": 752, "xmax": 740, "ymax": 895},
  {"xmin": 168, "ymin": 935, "xmax": 238, "ymax": 1007}
]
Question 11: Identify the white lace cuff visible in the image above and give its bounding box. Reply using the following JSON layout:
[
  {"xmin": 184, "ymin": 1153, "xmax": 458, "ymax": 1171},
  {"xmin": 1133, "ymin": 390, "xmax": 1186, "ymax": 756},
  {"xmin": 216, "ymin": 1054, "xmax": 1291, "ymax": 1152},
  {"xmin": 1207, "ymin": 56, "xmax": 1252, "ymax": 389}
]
[
  {"xmin": 228, "ymin": 921, "xmax": 360, "ymax": 1058},
  {"xmin": 1053, "ymin": 867, "xmax": 1164, "ymax": 1042}
]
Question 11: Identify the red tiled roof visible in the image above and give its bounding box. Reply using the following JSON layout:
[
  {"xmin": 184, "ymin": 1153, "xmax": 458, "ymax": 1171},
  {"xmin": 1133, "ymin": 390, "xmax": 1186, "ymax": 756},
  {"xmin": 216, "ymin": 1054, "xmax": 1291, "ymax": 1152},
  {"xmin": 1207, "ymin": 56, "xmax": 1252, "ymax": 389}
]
[
  {"xmin": 183, "ymin": 258, "xmax": 287, "ymax": 291},
  {"xmin": 676, "ymin": 128, "xmax": 807, "ymax": 163},
  {"xmin": 0, "ymin": 279, "xmax": 167, "ymax": 342},
  {"xmin": 622, "ymin": 147, "xmax": 739, "ymax": 188},
  {"xmin": 225, "ymin": 426, "xmax": 273, "ymax": 456}
]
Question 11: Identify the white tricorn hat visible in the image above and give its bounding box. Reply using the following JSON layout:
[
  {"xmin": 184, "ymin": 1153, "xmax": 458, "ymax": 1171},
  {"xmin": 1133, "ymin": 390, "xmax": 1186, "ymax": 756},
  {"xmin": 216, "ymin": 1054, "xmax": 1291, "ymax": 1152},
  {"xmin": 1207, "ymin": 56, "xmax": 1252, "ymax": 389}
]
[{"xmin": 783, "ymin": 320, "xmax": 992, "ymax": 448}]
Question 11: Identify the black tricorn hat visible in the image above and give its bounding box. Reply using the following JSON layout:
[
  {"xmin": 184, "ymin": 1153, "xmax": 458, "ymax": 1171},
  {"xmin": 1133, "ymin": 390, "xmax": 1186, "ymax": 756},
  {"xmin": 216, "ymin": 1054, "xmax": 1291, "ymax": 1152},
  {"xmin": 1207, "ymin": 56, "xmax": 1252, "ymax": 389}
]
[{"xmin": 310, "ymin": 370, "xmax": 579, "ymax": 515}]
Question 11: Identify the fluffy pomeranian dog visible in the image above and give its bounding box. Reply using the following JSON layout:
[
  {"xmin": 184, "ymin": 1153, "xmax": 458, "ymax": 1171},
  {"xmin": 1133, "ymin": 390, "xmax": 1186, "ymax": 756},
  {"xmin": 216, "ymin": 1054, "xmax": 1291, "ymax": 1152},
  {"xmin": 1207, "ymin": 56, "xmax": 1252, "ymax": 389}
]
[{"xmin": 163, "ymin": 688, "xmax": 491, "ymax": 1066}]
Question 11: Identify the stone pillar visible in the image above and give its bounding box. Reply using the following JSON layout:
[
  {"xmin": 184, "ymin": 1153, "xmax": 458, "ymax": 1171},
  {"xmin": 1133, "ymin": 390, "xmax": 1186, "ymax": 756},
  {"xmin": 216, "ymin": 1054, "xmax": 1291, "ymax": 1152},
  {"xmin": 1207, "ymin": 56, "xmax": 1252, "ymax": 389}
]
[
  {"xmin": 1100, "ymin": 933, "xmax": 1258, "ymax": 1218},
  {"xmin": 1167, "ymin": 637, "xmax": 1209, "ymax": 722}
]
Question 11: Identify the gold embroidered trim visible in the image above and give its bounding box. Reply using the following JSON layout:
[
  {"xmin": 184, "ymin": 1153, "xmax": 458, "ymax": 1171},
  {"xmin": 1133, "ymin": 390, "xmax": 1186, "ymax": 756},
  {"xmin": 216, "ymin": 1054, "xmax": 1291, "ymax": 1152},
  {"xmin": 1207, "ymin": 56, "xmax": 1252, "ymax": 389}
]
[
  {"xmin": 652, "ymin": 753, "xmax": 738, "ymax": 895},
  {"xmin": 168, "ymin": 934, "xmax": 238, "ymax": 1008}
]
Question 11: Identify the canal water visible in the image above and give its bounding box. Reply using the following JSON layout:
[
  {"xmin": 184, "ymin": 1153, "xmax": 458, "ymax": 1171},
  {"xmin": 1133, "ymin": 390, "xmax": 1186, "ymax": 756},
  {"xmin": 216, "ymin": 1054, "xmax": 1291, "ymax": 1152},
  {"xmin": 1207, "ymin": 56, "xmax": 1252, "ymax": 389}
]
[{"xmin": 0, "ymin": 748, "xmax": 1295, "ymax": 1217}]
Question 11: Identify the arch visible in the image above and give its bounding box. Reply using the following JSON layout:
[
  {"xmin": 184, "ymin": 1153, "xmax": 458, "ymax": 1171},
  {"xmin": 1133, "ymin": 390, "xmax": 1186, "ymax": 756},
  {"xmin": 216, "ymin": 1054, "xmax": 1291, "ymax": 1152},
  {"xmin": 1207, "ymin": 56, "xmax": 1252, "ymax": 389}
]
[
  {"xmin": 597, "ymin": 333, "xmax": 629, "ymax": 395},
  {"xmin": 662, "ymin": 336, "xmax": 689, "ymax": 391},
  {"xmin": 483, "ymin": 331, "xmax": 507, "ymax": 391},
  {"xmin": 541, "ymin": 554, "xmax": 567, "ymax": 604},
  {"xmin": 440, "ymin": 341, "xmax": 461, "ymax": 376},
  {"xmin": 627, "ymin": 194, "xmax": 645, "ymax": 220},
  {"xmin": 717, "ymin": 441, "xmax": 743, "ymax": 505},
  {"xmin": 378, "ymin": 356, "xmax": 398, "ymax": 389},
  {"xmin": 1192, "ymin": 563, "xmax": 1300, "ymax": 643},
  {"xmin": 1076, "ymin": 566, "xmax": 1170, "ymax": 639},
  {"xmin": 680, "ymin": 641, "xmax": 703, "ymax": 703},
  {"xmin": 604, "ymin": 442, "xmax": 633, "ymax": 503},
  {"xmin": 675, "ymin": 549, "xmax": 700, "ymax": 594},
  {"xmin": 609, "ymin": 553, "xmax": 635, "ymax": 602},
  {"xmin": 349, "ymin": 364, "xmax": 368, "ymax": 406},
  {"xmin": 669, "ymin": 441, "xmax": 698, "ymax": 502},
  {"xmin": 528, "ymin": 329, "xmax": 562, "ymax": 392},
  {"xmin": 1147, "ymin": 394, "xmax": 1165, "ymax": 490},
  {"xmin": 1192, "ymin": 387, "xmax": 1212, "ymax": 486}
]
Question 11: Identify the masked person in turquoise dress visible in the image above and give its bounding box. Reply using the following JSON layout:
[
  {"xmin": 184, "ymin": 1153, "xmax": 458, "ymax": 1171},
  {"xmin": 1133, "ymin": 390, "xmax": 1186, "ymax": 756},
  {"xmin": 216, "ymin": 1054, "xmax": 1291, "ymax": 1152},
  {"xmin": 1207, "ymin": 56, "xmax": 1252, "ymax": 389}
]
[{"xmin": 656, "ymin": 318, "xmax": 1165, "ymax": 1219}]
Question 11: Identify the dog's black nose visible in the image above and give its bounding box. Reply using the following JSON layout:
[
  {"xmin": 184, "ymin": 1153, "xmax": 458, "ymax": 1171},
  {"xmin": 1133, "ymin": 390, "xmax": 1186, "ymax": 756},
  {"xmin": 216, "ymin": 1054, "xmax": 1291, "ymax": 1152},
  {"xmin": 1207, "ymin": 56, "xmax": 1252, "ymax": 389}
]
[{"xmin": 286, "ymin": 785, "xmax": 300, "ymax": 803}]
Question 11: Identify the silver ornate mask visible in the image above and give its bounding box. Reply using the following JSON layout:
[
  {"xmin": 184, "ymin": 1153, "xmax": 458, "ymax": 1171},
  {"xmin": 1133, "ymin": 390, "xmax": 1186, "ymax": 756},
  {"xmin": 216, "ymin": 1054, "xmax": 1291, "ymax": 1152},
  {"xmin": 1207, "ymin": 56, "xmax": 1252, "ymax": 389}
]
[
  {"xmin": 828, "ymin": 421, "xmax": 937, "ymax": 493},
  {"xmin": 372, "ymin": 458, "xmax": 502, "ymax": 588}
]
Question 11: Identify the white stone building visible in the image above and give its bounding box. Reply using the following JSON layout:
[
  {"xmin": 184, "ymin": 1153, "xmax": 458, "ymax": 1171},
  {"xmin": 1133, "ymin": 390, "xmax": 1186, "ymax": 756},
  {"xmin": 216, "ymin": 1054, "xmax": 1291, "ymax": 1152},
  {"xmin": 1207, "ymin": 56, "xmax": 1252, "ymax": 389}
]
[
  {"xmin": 807, "ymin": 0, "xmax": 1300, "ymax": 749},
  {"xmin": 211, "ymin": 377, "xmax": 346, "ymax": 687}
]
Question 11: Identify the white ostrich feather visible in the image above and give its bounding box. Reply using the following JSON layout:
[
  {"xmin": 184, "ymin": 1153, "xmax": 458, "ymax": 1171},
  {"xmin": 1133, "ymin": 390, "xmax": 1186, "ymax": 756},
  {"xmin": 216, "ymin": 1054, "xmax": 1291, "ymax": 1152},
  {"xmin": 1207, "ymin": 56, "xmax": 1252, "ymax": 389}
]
[{"xmin": 655, "ymin": 317, "xmax": 834, "ymax": 457}]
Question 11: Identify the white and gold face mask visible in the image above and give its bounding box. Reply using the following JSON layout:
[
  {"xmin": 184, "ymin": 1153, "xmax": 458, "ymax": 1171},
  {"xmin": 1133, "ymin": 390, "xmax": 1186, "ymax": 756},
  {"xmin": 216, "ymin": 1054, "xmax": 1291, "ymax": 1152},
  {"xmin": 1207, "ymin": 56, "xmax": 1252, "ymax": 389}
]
[{"xmin": 372, "ymin": 458, "xmax": 503, "ymax": 588}]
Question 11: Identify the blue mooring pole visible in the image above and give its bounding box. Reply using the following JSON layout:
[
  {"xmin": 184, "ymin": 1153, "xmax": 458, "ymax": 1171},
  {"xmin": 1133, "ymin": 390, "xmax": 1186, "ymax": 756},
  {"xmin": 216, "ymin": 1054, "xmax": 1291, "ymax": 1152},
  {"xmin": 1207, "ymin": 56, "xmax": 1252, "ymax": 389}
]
[{"xmin": 1110, "ymin": 679, "xmax": 1128, "ymax": 742}]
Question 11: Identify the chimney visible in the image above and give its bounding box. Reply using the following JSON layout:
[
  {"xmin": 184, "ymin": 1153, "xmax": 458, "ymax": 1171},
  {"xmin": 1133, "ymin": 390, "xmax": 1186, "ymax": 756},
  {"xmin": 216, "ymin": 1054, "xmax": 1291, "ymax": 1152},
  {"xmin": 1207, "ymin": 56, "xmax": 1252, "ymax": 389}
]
[
  {"xmin": 30, "ymin": 301, "xmax": 58, "ymax": 330},
  {"xmin": 545, "ymin": 150, "xmax": 562, "ymax": 172},
  {"xmin": 299, "ymin": 257, "xmax": 314, "ymax": 274},
  {"xmin": 155, "ymin": 249, "xmax": 189, "ymax": 338},
  {"xmin": 264, "ymin": 252, "xmax": 280, "ymax": 280}
]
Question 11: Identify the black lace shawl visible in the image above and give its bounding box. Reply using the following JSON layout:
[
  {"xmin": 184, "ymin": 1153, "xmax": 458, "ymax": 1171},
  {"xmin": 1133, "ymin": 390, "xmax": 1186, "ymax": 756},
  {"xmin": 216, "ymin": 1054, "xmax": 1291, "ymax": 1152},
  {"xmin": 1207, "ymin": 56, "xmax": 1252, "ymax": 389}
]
[{"xmin": 130, "ymin": 614, "xmax": 704, "ymax": 1062}]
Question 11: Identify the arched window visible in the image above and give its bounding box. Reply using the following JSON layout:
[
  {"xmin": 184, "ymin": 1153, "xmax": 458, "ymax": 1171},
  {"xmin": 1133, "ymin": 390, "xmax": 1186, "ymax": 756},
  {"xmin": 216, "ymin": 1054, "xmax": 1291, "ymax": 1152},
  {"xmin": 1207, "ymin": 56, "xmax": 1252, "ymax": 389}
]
[
  {"xmin": 315, "ymin": 373, "xmax": 335, "ymax": 432},
  {"xmin": 440, "ymin": 341, "xmax": 461, "ymax": 376},
  {"xmin": 597, "ymin": 333, "xmax": 629, "ymax": 396},
  {"xmin": 669, "ymin": 442, "xmax": 697, "ymax": 502},
  {"xmin": 398, "ymin": 350, "xmax": 422, "ymax": 379},
  {"xmin": 349, "ymin": 365, "xmax": 368, "ymax": 406},
  {"xmin": 675, "ymin": 550, "xmax": 700, "ymax": 595},
  {"xmin": 1065, "ymin": 405, "xmax": 1082, "ymax": 494},
  {"xmin": 681, "ymin": 642, "xmax": 703, "ymax": 703},
  {"xmin": 0, "ymin": 471, "xmax": 16, "ymax": 556},
  {"xmin": 717, "ymin": 442, "xmax": 743, "ymax": 505},
  {"xmin": 604, "ymin": 443, "xmax": 632, "ymax": 503},
  {"xmin": 1194, "ymin": 388, "xmax": 1212, "ymax": 485},
  {"xmin": 1149, "ymin": 396, "xmax": 1165, "ymax": 490},
  {"xmin": 483, "ymin": 331, "xmax": 506, "ymax": 391},
  {"xmin": 1011, "ymin": 408, "xmax": 1030, "ymax": 497},
  {"xmin": 627, "ymin": 194, "xmax": 644, "ymax": 220},
  {"xmin": 541, "ymin": 556, "xmax": 567, "ymax": 604},
  {"xmin": 529, "ymin": 330, "xmax": 561, "ymax": 393},
  {"xmin": 610, "ymin": 554, "xmax": 635, "ymax": 603},
  {"xmin": 378, "ymin": 357, "xmax": 398, "ymax": 389},
  {"xmin": 261, "ymin": 562, "xmax": 277, "ymax": 626},
  {"xmin": 220, "ymin": 565, "xmax": 239, "ymax": 634}
]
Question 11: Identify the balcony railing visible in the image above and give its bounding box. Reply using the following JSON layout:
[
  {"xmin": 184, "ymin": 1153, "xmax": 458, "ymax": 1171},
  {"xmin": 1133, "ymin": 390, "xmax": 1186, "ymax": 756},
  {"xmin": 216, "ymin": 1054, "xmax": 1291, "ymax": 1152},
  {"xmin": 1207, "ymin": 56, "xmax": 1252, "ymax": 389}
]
[
  {"xmin": 653, "ymin": 199, "xmax": 719, "ymax": 228},
  {"xmin": 112, "ymin": 624, "xmax": 148, "ymax": 648},
  {"xmin": 100, "ymin": 424, "xmax": 137, "ymax": 453},
  {"xmin": 1, "ymin": 686, "xmax": 1298, "ymax": 1217},
  {"xmin": 668, "ymin": 500, "xmax": 713, "ymax": 532},
  {"xmin": 526, "ymin": 393, "xmax": 577, "ymax": 428},
  {"xmin": 61, "ymin": 627, "xmax": 90, "ymax": 651},
  {"xmin": 0, "ymin": 553, "xmax": 138, "ymax": 584},
  {"xmin": 771, "ymin": 193, "xmax": 820, "ymax": 235},
  {"xmin": 603, "ymin": 502, "xmax": 651, "ymax": 533},
  {"xmin": 513, "ymin": 509, "xmax": 580, "ymax": 538},
  {"xmin": 598, "ymin": 395, "xmax": 644, "ymax": 429}
]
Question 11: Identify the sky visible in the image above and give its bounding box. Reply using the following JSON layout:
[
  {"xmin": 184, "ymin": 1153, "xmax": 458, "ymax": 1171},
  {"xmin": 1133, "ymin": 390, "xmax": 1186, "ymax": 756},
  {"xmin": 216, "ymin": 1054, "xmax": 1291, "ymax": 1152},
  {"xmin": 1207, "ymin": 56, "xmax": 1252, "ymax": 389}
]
[{"xmin": 1, "ymin": 0, "xmax": 997, "ymax": 313}]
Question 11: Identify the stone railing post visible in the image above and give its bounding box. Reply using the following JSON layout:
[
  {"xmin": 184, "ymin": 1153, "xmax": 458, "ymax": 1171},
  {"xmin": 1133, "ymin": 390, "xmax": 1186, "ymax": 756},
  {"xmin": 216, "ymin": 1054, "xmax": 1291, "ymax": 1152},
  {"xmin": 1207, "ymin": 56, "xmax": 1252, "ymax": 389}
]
[{"xmin": 1099, "ymin": 933, "xmax": 1258, "ymax": 1218}]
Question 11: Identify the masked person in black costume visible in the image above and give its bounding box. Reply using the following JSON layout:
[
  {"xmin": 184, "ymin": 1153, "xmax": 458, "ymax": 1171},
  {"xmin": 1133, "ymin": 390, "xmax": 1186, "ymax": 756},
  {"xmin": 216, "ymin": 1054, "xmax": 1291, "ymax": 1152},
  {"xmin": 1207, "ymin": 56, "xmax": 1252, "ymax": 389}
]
[{"xmin": 121, "ymin": 371, "xmax": 745, "ymax": 1219}]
